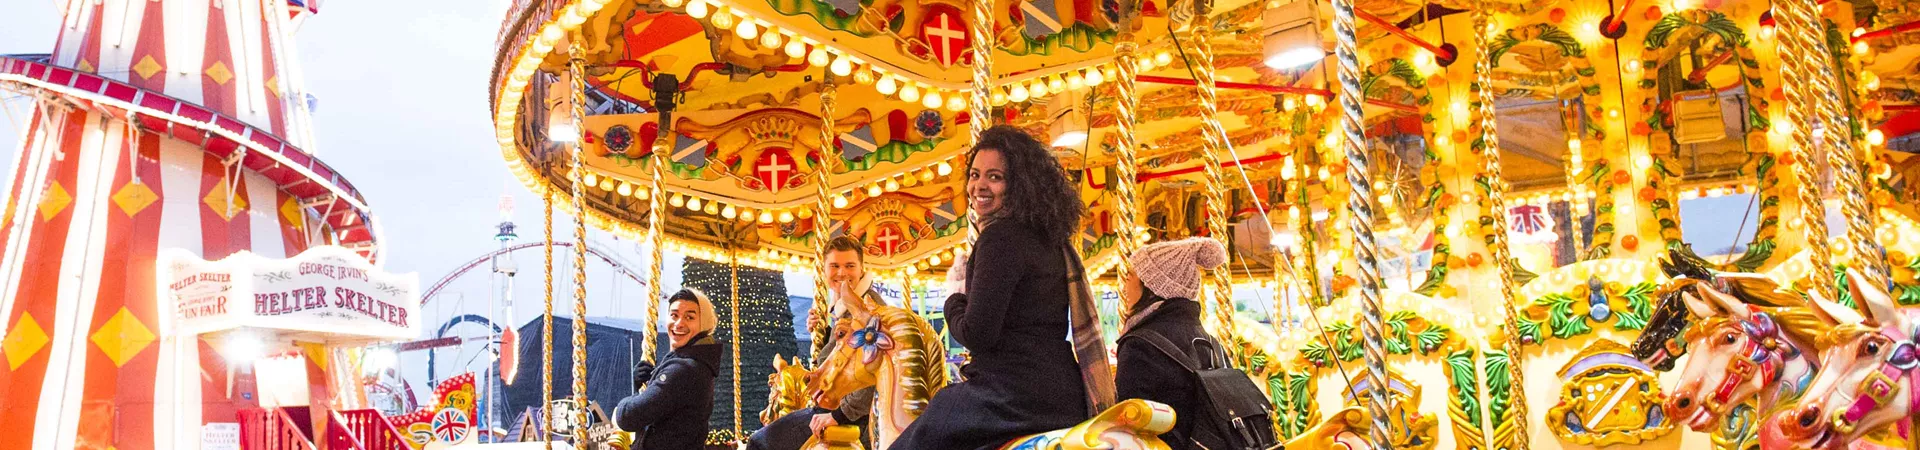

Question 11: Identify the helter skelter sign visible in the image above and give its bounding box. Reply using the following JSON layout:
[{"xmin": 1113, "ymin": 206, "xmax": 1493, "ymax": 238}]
[{"xmin": 159, "ymin": 246, "xmax": 422, "ymax": 340}]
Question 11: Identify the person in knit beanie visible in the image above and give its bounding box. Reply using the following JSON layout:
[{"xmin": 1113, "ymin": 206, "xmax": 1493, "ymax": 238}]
[
  {"xmin": 1114, "ymin": 237, "xmax": 1230, "ymax": 450},
  {"xmin": 615, "ymin": 287, "xmax": 724, "ymax": 449}
]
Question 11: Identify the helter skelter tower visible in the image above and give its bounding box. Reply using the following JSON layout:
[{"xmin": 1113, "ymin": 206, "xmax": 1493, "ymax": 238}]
[{"xmin": 0, "ymin": 1, "xmax": 381, "ymax": 449}]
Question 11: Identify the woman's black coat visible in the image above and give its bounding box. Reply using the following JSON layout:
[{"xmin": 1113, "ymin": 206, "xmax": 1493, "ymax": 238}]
[
  {"xmin": 614, "ymin": 334, "xmax": 722, "ymax": 449},
  {"xmin": 887, "ymin": 221, "xmax": 1090, "ymax": 450},
  {"xmin": 1115, "ymin": 297, "xmax": 1210, "ymax": 450}
]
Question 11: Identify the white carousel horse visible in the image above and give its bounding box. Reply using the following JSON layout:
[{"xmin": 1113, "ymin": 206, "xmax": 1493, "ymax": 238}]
[{"xmin": 1767, "ymin": 268, "xmax": 1919, "ymax": 450}]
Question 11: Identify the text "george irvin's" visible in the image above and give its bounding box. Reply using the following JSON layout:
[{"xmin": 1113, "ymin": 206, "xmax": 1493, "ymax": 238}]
[{"xmin": 255, "ymin": 286, "xmax": 409, "ymax": 327}]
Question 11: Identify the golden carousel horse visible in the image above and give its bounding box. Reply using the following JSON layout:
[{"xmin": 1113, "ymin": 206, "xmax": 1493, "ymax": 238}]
[
  {"xmin": 1768, "ymin": 268, "xmax": 1919, "ymax": 450},
  {"xmin": 779, "ymin": 300, "xmax": 1375, "ymax": 450},
  {"xmin": 762, "ymin": 355, "xmax": 813, "ymax": 426}
]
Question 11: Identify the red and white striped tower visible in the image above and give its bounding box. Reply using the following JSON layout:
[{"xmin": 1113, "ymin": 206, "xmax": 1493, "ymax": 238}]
[{"xmin": 0, "ymin": 1, "xmax": 380, "ymax": 449}]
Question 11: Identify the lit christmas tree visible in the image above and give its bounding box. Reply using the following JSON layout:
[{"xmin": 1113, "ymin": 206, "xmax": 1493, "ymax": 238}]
[{"xmin": 680, "ymin": 256, "xmax": 798, "ymax": 439}]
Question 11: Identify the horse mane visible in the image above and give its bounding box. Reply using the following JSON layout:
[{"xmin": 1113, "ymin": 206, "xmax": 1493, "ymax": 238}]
[
  {"xmin": 877, "ymin": 306, "xmax": 950, "ymax": 419},
  {"xmin": 1818, "ymin": 322, "xmax": 1880, "ymax": 350},
  {"xmin": 1758, "ymin": 306, "xmax": 1838, "ymax": 351}
]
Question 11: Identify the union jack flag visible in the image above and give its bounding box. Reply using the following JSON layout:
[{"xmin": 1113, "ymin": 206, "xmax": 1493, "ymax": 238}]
[{"xmin": 1509, "ymin": 204, "xmax": 1551, "ymax": 235}]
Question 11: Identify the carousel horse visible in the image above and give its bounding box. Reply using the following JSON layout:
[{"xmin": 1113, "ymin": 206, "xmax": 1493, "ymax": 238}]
[
  {"xmin": 800, "ymin": 301, "xmax": 1373, "ymax": 450},
  {"xmin": 762, "ymin": 355, "xmax": 812, "ymax": 426},
  {"xmin": 1769, "ymin": 268, "xmax": 1919, "ymax": 450},
  {"xmin": 1630, "ymin": 247, "xmax": 1836, "ymax": 446}
]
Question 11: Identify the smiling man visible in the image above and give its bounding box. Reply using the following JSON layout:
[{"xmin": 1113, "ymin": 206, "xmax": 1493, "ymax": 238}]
[
  {"xmin": 614, "ymin": 289, "xmax": 722, "ymax": 449},
  {"xmin": 748, "ymin": 236, "xmax": 885, "ymax": 450}
]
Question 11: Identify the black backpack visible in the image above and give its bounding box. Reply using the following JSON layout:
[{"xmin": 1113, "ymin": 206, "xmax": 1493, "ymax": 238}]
[{"xmin": 1125, "ymin": 329, "xmax": 1281, "ymax": 450}]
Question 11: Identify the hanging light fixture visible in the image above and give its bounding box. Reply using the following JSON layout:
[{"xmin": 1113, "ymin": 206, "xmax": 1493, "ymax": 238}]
[
  {"xmin": 784, "ymin": 39, "xmax": 808, "ymax": 59},
  {"xmin": 1047, "ymin": 90, "xmax": 1090, "ymax": 148},
  {"xmin": 1262, "ymin": 0, "xmax": 1326, "ymax": 69},
  {"xmin": 876, "ymin": 76, "xmax": 900, "ymax": 95},
  {"xmin": 808, "ymin": 47, "xmax": 832, "ymax": 67}
]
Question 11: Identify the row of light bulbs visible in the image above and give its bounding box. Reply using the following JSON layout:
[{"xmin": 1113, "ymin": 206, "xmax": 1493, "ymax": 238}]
[{"xmin": 577, "ymin": 159, "xmax": 955, "ymax": 221}]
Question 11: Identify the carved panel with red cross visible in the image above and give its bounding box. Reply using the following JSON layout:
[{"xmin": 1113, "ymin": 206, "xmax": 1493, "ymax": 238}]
[
  {"xmin": 749, "ymin": 148, "xmax": 802, "ymax": 193},
  {"xmin": 919, "ymin": 5, "xmax": 971, "ymax": 67}
]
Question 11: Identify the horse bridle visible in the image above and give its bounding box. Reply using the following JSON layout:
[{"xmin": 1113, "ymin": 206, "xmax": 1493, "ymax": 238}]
[
  {"xmin": 1830, "ymin": 321, "xmax": 1920, "ymax": 435},
  {"xmin": 1689, "ymin": 306, "xmax": 1801, "ymax": 414}
]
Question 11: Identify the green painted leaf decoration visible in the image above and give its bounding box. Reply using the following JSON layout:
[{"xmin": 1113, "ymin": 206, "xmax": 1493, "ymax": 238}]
[{"xmin": 1447, "ymin": 349, "xmax": 1483, "ymax": 425}]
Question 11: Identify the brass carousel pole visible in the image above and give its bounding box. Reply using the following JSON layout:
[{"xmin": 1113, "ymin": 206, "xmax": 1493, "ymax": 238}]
[
  {"xmin": 1184, "ymin": 0, "xmax": 1246, "ymax": 367},
  {"xmin": 964, "ymin": 0, "xmax": 995, "ymax": 250},
  {"xmin": 1331, "ymin": 0, "xmax": 1392, "ymax": 445},
  {"xmin": 565, "ymin": 37, "xmax": 592, "ymax": 446},
  {"xmin": 1110, "ymin": 2, "xmax": 1145, "ymax": 286},
  {"xmin": 1790, "ymin": 0, "xmax": 1884, "ymax": 287},
  {"xmin": 728, "ymin": 243, "xmax": 743, "ymax": 440},
  {"xmin": 1772, "ymin": 0, "xmax": 1839, "ymax": 301},
  {"xmin": 810, "ymin": 82, "xmax": 840, "ymax": 363},
  {"xmin": 643, "ymin": 136, "xmax": 667, "ymax": 364},
  {"xmin": 541, "ymin": 191, "xmax": 555, "ymax": 448},
  {"xmin": 1471, "ymin": 4, "xmax": 1531, "ymax": 447}
]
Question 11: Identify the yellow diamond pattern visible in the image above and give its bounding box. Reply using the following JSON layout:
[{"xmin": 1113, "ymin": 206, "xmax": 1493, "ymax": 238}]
[
  {"xmin": 203, "ymin": 177, "xmax": 248, "ymax": 221},
  {"xmin": 112, "ymin": 181, "xmax": 159, "ymax": 217},
  {"xmin": 265, "ymin": 76, "xmax": 281, "ymax": 98},
  {"xmin": 77, "ymin": 60, "xmax": 96, "ymax": 73},
  {"xmin": 279, "ymin": 197, "xmax": 303, "ymax": 229},
  {"xmin": 38, "ymin": 182, "xmax": 71, "ymax": 221},
  {"xmin": 204, "ymin": 61, "xmax": 233, "ymax": 86},
  {"xmin": 90, "ymin": 308, "xmax": 156, "ymax": 368},
  {"xmin": 3, "ymin": 312, "xmax": 49, "ymax": 370},
  {"xmin": 133, "ymin": 56, "xmax": 163, "ymax": 80}
]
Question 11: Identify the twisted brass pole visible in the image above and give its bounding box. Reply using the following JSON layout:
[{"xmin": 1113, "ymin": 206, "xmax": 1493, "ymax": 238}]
[
  {"xmin": 1472, "ymin": 6, "xmax": 1531, "ymax": 447},
  {"xmin": 810, "ymin": 83, "xmax": 839, "ymax": 364},
  {"xmin": 565, "ymin": 41, "xmax": 592, "ymax": 446},
  {"xmin": 1111, "ymin": 7, "xmax": 1145, "ymax": 285},
  {"xmin": 644, "ymin": 137, "xmax": 667, "ymax": 364},
  {"xmin": 541, "ymin": 191, "xmax": 554, "ymax": 449},
  {"xmin": 1794, "ymin": 5, "xmax": 1884, "ymax": 288},
  {"xmin": 1185, "ymin": 0, "xmax": 1245, "ymax": 367},
  {"xmin": 1772, "ymin": 0, "xmax": 1838, "ymax": 302},
  {"xmin": 966, "ymin": 0, "xmax": 994, "ymax": 248},
  {"xmin": 1333, "ymin": 0, "xmax": 1392, "ymax": 445},
  {"xmin": 729, "ymin": 246, "xmax": 743, "ymax": 440}
]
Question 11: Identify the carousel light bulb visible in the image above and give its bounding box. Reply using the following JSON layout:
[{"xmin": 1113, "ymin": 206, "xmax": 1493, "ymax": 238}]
[
  {"xmin": 1323, "ymin": 132, "xmax": 1340, "ymax": 149},
  {"xmin": 1154, "ymin": 50, "xmax": 1173, "ymax": 66},
  {"xmin": 901, "ymin": 173, "xmax": 920, "ymax": 187},
  {"xmin": 1854, "ymin": 27, "xmax": 1867, "ymax": 38},
  {"xmin": 946, "ymin": 95, "xmax": 967, "ymax": 112},
  {"xmin": 617, "ymin": 182, "xmax": 634, "ymax": 196},
  {"xmin": 1029, "ymin": 79, "xmax": 1049, "ymax": 97},
  {"xmin": 1864, "ymin": 71, "xmax": 1881, "ymax": 91},
  {"xmin": 808, "ymin": 47, "xmax": 831, "ymax": 67},
  {"xmin": 686, "ymin": 0, "xmax": 709, "ymax": 16},
  {"xmin": 1283, "ymin": 97, "xmax": 1298, "ymax": 111},
  {"xmin": 936, "ymin": 161, "xmax": 953, "ymax": 176},
  {"xmin": 739, "ymin": 208, "xmax": 757, "ymax": 223},
  {"xmin": 868, "ymin": 183, "xmax": 884, "ymax": 197},
  {"xmin": 735, "ymin": 20, "xmax": 759, "ymax": 40},
  {"xmin": 1084, "ymin": 68, "xmax": 1104, "ymax": 86},
  {"xmin": 990, "ymin": 89, "xmax": 1008, "ymax": 106},
  {"xmin": 1281, "ymin": 155, "xmax": 1297, "ymax": 180},
  {"xmin": 1048, "ymin": 76, "xmax": 1066, "ymax": 92},
  {"xmin": 1306, "ymin": 94, "xmax": 1325, "ymax": 108},
  {"xmin": 1008, "ymin": 83, "xmax": 1030, "ymax": 102},
  {"xmin": 854, "ymin": 68, "xmax": 875, "ymax": 85},
  {"xmin": 876, "ymin": 76, "xmax": 900, "ymax": 95},
  {"xmin": 885, "ymin": 178, "xmax": 901, "ymax": 191},
  {"xmin": 711, "ymin": 9, "xmax": 736, "ymax": 29},
  {"xmin": 635, "ymin": 187, "xmax": 650, "ymax": 200},
  {"xmin": 669, "ymin": 193, "xmax": 686, "ymax": 207},
  {"xmin": 1102, "ymin": 66, "xmax": 1118, "ymax": 80},
  {"xmin": 721, "ymin": 204, "xmax": 738, "ymax": 219},
  {"xmin": 918, "ymin": 169, "xmax": 935, "ymax": 182},
  {"xmin": 758, "ymin": 28, "xmax": 783, "ymax": 48},
  {"xmin": 758, "ymin": 211, "xmax": 775, "ymax": 223},
  {"xmin": 784, "ymin": 39, "xmax": 808, "ymax": 58},
  {"xmin": 832, "ymin": 195, "xmax": 849, "ymax": 209},
  {"xmin": 778, "ymin": 211, "xmax": 796, "ymax": 223},
  {"xmin": 1854, "ymin": 41, "xmax": 1871, "ymax": 55},
  {"xmin": 1412, "ymin": 51, "xmax": 1435, "ymax": 71},
  {"xmin": 1625, "ymin": 59, "xmax": 1642, "ymax": 73},
  {"xmin": 600, "ymin": 178, "xmax": 616, "ymax": 191},
  {"xmin": 831, "ymin": 54, "xmax": 854, "ymax": 76},
  {"xmin": 1066, "ymin": 72, "xmax": 1084, "ymax": 90},
  {"xmin": 900, "ymin": 84, "xmax": 922, "ymax": 102},
  {"xmin": 1869, "ymin": 129, "xmax": 1886, "ymax": 146},
  {"xmin": 1318, "ymin": 167, "xmax": 1331, "ymax": 181},
  {"xmin": 663, "ymin": 0, "xmax": 687, "ymax": 7},
  {"xmin": 922, "ymin": 90, "xmax": 944, "ymax": 109},
  {"xmin": 796, "ymin": 207, "xmax": 814, "ymax": 219},
  {"xmin": 685, "ymin": 196, "xmax": 703, "ymax": 211},
  {"xmin": 703, "ymin": 202, "xmax": 719, "ymax": 215}
]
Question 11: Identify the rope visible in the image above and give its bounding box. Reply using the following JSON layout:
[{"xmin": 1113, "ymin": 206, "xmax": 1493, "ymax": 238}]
[
  {"xmin": 644, "ymin": 135, "xmax": 667, "ymax": 363},
  {"xmin": 1183, "ymin": 0, "xmax": 1245, "ymax": 368},
  {"xmin": 1772, "ymin": 0, "xmax": 1838, "ymax": 302},
  {"xmin": 811, "ymin": 82, "xmax": 839, "ymax": 364},
  {"xmin": 1111, "ymin": 6, "xmax": 1145, "ymax": 292},
  {"xmin": 542, "ymin": 191, "xmax": 555, "ymax": 449},
  {"xmin": 729, "ymin": 247, "xmax": 743, "ymax": 440},
  {"xmin": 566, "ymin": 42, "xmax": 591, "ymax": 446},
  {"xmin": 1331, "ymin": 0, "xmax": 1391, "ymax": 445},
  {"xmin": 1472, "ymin": 5, "xmax": 1531, "ymax": 447}
]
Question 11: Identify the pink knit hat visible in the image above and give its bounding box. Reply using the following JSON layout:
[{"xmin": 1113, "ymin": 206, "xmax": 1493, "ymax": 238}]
[{"xmin": 1128, "ymin": 237, "xmax": 1229, "ymax": 300}]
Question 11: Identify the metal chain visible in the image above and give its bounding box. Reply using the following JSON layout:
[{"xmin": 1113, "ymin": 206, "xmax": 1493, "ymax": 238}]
[
  {"xmin": 1472, "ymin": 5, "xmax": 1530, "ymax": 448},
  {"xmin": 1333, "ymin": 0, "xmax": 1392, "ymax": 445},
  {"xmin": 811, "ymin": 83, "xmax": 839, "ymax": 364},
  {"xmin": 1772, "ymin": 0, "xmax": 1838, "ymax": 302},
  {"xmin": 566, "ymin": 41, "xmax": 592, "ymax": 446},
  {"xmin": 1184, "ymin": 1, "xmax": 1245, "ymax": 367}
]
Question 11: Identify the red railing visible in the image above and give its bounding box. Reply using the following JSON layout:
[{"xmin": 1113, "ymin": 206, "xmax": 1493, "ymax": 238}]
[
  {"xmin": 239, "ymin": 408, "xmax": 317, "ymax": 450},
  {"xmin": 337, "ymin": 409, "xmax": 412, "ymax": 450},
  {"xmin": 325, "ymin": 412, "xmax": 369, "ymax": 450}
]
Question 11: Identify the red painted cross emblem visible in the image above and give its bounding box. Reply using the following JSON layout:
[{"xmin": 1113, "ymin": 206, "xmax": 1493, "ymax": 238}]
[
  {"xmin": 923, "ymin": 9, "xmax": 969, "ymax": 67},
  {"xmin": 875, "ymin": 224, "xmax": 906, "ymax": 255},
  {"xmin": 754, "ymin": 149, "xmax": 798, "ymax": 193}
]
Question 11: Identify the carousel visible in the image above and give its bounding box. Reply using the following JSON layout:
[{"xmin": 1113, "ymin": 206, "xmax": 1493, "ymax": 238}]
[{"xmin": 485, "ymin": 0, "xmax": 1920, "ymax": 447}]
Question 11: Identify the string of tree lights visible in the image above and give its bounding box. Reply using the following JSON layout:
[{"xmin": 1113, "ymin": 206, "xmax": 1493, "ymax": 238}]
[{"xmin": 680, "ymin": 256, "xmax": 798, "ymax": 443}]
